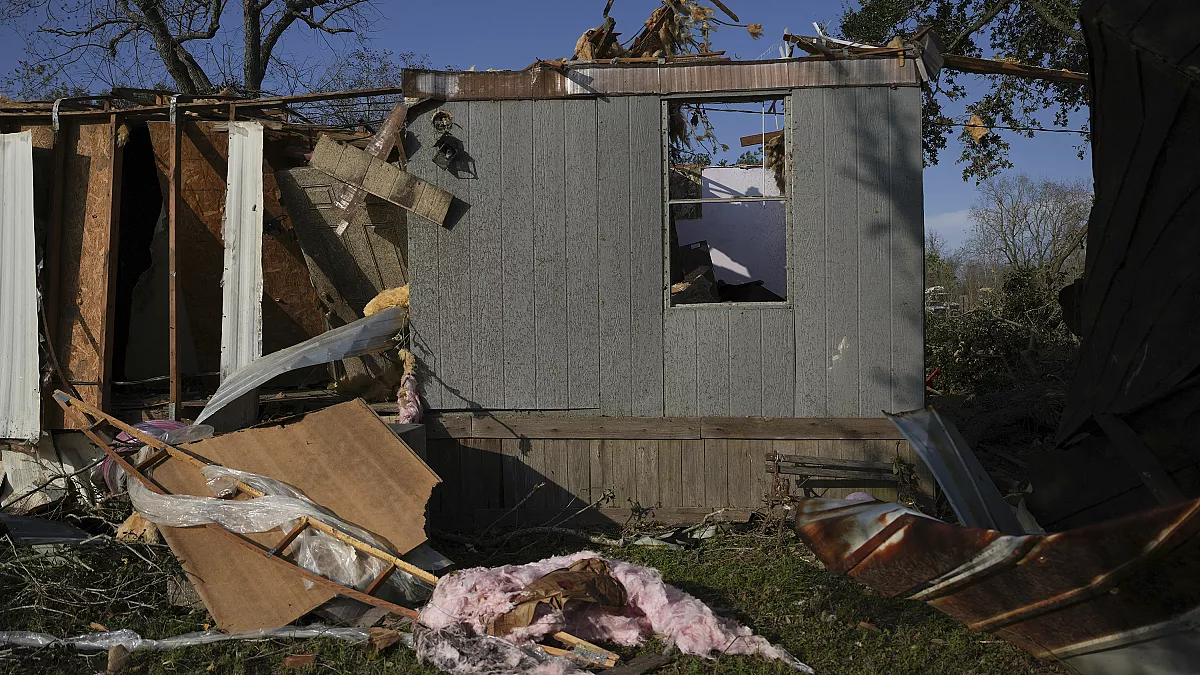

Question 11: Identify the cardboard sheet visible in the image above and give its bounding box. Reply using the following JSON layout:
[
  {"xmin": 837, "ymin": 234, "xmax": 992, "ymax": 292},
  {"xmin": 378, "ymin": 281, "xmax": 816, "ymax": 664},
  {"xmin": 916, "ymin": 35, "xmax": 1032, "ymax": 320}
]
[{"xmin": 152, "ymin": 399, "xmax": 440, "ymax": 631}]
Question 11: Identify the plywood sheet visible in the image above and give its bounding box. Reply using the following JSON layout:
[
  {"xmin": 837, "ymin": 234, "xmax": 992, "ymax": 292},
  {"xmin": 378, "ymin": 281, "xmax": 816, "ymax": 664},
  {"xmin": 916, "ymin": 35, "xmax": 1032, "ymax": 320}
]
[{"xmin": 153, "ymin": 399, "xmax": 440, "ymax": 631}]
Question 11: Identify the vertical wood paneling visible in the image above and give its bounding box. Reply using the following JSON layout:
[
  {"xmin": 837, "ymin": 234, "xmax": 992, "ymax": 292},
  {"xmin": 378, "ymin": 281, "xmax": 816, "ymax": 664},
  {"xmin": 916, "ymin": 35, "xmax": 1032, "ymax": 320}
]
[
  {"xmin": 682, "ymin": 439, "xmax": 705, "ymax": 507},
  {"xmin": 564, "ymin": 100, "xmax": 600, "ymax": 409},
  {"xmin": 611, "ymin": 440, "xmax": 638, "ymax": 506},
  {"xmin": 658, "ymin": 440, "xmax": 683, "ymax": 507},
  {"xmin": 761, "ymin": 309, "xmax": 796, "ymax": 417},
  {"xmin": 890, "ymin": 86, "xmax": 926, "ymax": 412},
  {"xmin": 566, "ymin": 439, "xmax": 593, "ymax": 504},
  {"xmin": 703, "ymin": 438, "xmax": 729, "ymax": 507},
  {"xmin": 857, "ymin": 89, "xmax": 892, "ymax": 418},
  {"xmin": 405, "ymin": 114, "xmax": 443, "ymax": 409},
  {"xmin": 438, "ymin": 102, "xmax": 474, "ymax": 407},
  {"xmin": 635, "ymin": 440, "xmax": 661, "ymax": 507},
  {"xmin": 501, "ymin": 438, "xmax": 524, "ymax": 508},
  {"xmin": 597, "ymin": 97, "xmax": 633, "ymax": 415},
  {"xmin": 826, "ymin": 88, "xmax": 860, "ymax": 417},
  {"xmin": 696, "ymin": 311, "xmax": 729, "ymax": 416},
  {"xmin": 792, "ymin": 88, "xmax": 827, "ymax": 417},
  {"xmin": 523, "ymin": 439, "xmax": 547, "ymax": 510},
  {"xmin": 501, "ymin": 100, "xmax": 537, "ymax": 407},
  {"xmin": 728, "ymin": 309, "xmax": 763, "ymax": 416},
  {"xmin": 469, "ymin": 102, "xmax": 505, "ymax": 409},
  {"xmin": 437, "ymin": 439, "xmax": 463, "ymax": 510},
  {"xmin": 727, "ymin": 439, "xmax": 753, "ymax": 508},
  {"xmin": 478, "ymin": 439, "xmax": 504, "ymax": 510},
  {"xmin": 534, "ymin": 100, "xmax": 569, "ymax": 408},
  {"xmin": 663, "ymin": 310, "xmax": 698, "ymax": 416},
  {"xmin": 541, "ymin": 438, "xmax": 570, "ymax": 508},
  {"xmin": 628, "ymin": 96, "xmax": 665, "ymax": 416},
  {"xmin": 458, "ymin": 437, "xmax": 484, "ymax": 512},
  {"xmin": 591, "ymin": 439, "xmax": 615, "ymax": 497}
]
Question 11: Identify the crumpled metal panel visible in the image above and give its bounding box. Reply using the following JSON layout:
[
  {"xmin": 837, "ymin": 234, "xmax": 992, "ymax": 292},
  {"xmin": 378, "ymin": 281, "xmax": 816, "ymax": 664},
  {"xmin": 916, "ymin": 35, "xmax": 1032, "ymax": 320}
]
[
  {"xmin": 794, "ymin": 495, "xmax": 1200, "ymax": 671},
  {"xmin": 404, "ymin": 56, "xmax": 916, "ymax": 101},
  {"xmin": 0, "ymin": 130, "xmax": 40, "ymax": 441}
]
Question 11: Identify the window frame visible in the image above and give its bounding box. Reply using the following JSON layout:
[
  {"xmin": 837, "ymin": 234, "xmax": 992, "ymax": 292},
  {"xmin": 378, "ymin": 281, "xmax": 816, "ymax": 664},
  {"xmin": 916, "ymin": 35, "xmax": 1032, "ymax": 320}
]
[{"xmin": 661, "ymin": 92, "xmax": 793, "ymax": 311}]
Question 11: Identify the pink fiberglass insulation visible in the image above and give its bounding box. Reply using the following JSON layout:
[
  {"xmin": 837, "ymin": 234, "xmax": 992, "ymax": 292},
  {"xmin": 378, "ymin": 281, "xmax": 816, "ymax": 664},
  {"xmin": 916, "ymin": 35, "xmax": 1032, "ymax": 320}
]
[{"xmin": 419, "ymin": 551, "xmax": 811, "ymax": 672}]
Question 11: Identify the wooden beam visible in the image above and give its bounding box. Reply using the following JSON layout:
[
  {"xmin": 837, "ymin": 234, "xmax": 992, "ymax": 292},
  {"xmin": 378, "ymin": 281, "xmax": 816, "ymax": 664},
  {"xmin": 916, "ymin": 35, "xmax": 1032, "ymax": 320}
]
[
  {"xmin": 941, "ymin": 53, "xmax": 1089, "ymax": 85},
  {"xmin": 42, "ymin": 121, "xmax": 68, "ymax": 426},
  {"xmin": 1095, "ymin": 414, "xmax": 1186, "ymax": 505},
  {"xmin": 98, "ymin": 112, "xmax": 124, "ymax": 412},
  {"xmin": 417, "ymin": 413, "xmax": 905, "ymax": 440},
  {"xmin": 167, "ymin": 118, "xmax": 182, "ymax": 420},
  {"xmin": 739, "ymin": 129, "xmax": 783, "ymax": 147}
]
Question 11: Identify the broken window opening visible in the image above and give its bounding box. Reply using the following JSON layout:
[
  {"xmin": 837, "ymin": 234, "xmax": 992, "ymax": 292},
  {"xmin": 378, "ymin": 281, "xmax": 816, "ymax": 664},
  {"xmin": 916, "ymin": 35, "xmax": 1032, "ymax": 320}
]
[{"xmin": 667, "ymin": 98, "xmax": 788, "ymax": 306}]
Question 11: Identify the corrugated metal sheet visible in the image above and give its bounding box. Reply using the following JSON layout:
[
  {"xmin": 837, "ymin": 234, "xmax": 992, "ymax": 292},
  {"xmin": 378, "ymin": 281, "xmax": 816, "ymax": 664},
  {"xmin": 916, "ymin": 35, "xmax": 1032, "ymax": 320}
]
[
  {"xmin": 793, "ymin": 496, "xmax": 1200, "ymax": 673},
  {"xmin": 219, "ymin": 122, "xmax": 264, "ymax": 380},
  {"xmin": 404, "ymin": 56, "xmax": 917, "ymax": 101},
  {"xmin": 0, "ymin": 131, "xmax": 40, "ymax": 441}
]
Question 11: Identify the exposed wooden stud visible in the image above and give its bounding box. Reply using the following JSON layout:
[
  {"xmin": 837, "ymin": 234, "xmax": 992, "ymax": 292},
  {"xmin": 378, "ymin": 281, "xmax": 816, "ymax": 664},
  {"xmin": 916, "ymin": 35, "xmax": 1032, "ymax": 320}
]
[
  {"xmin": 268, "ymin": 519, "xmax": 311, "ymax": 557},
  {"xmin": 364, "ymin": 563, "xmax": 398, "ymax": 595},
  {"xmin": 1095, "ymin": 413, "xmax": 1186, "ymax": 505},
  {"xmin": 167, "ymin": 117, "xmax": 182, "ymax": 419},
  {"xmin": 98, "ymin": 112, "xmax": 124, "ymax": 413}
]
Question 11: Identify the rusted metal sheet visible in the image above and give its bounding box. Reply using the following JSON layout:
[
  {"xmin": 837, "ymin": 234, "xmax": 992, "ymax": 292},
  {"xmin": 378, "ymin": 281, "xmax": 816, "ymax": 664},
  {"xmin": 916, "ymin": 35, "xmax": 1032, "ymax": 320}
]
[
  {"xmin": 793, "ymin": 496, "xmax": 1200, "ymax": 672},
  {"xmin": 403, "ymin": 56, "xmax": 916, "ymax": 101}
]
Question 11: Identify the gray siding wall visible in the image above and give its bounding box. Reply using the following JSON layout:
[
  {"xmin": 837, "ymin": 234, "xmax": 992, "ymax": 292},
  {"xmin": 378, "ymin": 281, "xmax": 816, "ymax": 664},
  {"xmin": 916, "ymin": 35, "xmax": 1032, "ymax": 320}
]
[{"xmin": 407, "ymin": 87, "xmax": 923, "ymax": 416}]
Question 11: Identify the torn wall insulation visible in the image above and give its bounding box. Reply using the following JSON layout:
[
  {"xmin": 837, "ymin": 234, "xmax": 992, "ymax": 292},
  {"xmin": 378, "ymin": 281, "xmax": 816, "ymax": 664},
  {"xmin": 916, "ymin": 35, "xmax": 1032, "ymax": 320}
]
[
  {"xmin": 152, "ymin": 398, "xmax": 440, "ymax": 631},
  {"xmin": 219, "ymin": 121, "xmax": 265, "ymax": 380},
  {"xmin": 195, "ymin": 306, "xmax": 405, "ymax": 425},
  {"xmin": 0, "ymin": 131, "xmax": 39, "ymax": 441}
]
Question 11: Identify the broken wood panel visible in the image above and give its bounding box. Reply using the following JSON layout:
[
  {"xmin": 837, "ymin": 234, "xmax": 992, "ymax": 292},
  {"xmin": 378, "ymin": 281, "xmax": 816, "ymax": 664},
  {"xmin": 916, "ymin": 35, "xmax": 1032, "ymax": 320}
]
[
  {"xmin": 501, "ymin": 100, "xmax": 537, "ymax": 408},
  {"xmin": 309, "ymin": 135, "xmax": 452, "ymax": 226},
  {"xmin": 438, "ymin": 101, "xmax": 474, "ymax": 408},
  {"xmin": 761, "ymin": 308, "xmax": 796, "ymax": 417},
  {"xmin": 466, "ymin": 101, "xmax": 505, "ymax": 409},
  {"xmin": 362, "ymin": 204, "xmax": 408, "ymax": 288},
  {"xmin": 597, "ymin": 97, "xmax": 633, "ymax": 416},
  {"xmin": 791, "ymin": 88, "xmax": 828, "ymax": 417},
  {"xmin": 696, "ymin": 311, "xmax": 730, "ymax": 416},
  {"xmin": 857, "ymin": 88, "xmax": 892, "ymax": 418},
  {"xmin": 533, "ymin": 99, "xmax": 569, "ymax": 409},
  {"xmin": 564, "ymin": 99, "xmax": 600, "ymax": 409},
  {"xmin": 629, "ymin": 96, "xmax": 665, "ymax": 416},
  {"xmin": 403, "ymin": 115, "xmax": 444, "ymax": 410},
  {"xmin": 52, "ymin": 123, "xmax": 115, "ymax": 428},
  {"xmin": 0, "ymin": 131, "xmax": 39, "ymax": 440},
  {"xmin": 825, "ymin": 88, "xmax": 860, "ymax": 417},
  {"xmin": 681, "ymin": 439, "xmax": 705, "ymax": 507},
  {"xmin": 728, "ymin": 309, "xmax": 763, "ymax": 416},
  {"xmin": 889, "ymin": 86, "xmax": 926, "ymax": 413},
  {"xmin": 658, "ymin": 439, "xmax": 683, "ymax": 508},
  {"xmin": 663, "ymin": 310, "xmax": 699, "ymax": 417}
]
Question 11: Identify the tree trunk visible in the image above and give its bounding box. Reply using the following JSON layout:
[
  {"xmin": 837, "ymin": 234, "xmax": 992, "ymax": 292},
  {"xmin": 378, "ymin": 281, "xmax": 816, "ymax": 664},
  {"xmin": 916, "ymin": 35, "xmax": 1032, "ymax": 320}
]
[{"xmin": 243, "ymin": 0, "xmax": 264, "ymax": 96}]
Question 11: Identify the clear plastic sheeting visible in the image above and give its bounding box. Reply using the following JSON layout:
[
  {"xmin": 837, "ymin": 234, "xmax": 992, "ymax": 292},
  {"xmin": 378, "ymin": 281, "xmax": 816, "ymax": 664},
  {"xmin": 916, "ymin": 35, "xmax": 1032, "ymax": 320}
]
[
  {"xmin": 414, "ymin": 624, "xmax": 583, "ymax": 675},
  {"xmin": 0, "ymin": 624, "xmax": 384, "ymax": 652},
  {"xmin": 128, "ymin": 465, "xmax": 428, "ymax": 602},
  {"xmin": 195, "ymin": 306, "xmax": 406, "ymax": 425}
]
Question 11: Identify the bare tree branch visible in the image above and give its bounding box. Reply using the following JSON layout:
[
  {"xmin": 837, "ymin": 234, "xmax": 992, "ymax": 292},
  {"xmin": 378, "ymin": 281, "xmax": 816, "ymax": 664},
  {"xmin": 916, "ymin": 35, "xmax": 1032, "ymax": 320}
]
[
  {"xmin": 1025, "ymin": 0, "xmax": 1084, "ymax": 41},
  {"xmin": 947, "ymin": 0, "xmax": 1016, "ymax": 53},
  {"xmin": 177, "ymin": 0, "xmax": 227, "ymax": 42}
]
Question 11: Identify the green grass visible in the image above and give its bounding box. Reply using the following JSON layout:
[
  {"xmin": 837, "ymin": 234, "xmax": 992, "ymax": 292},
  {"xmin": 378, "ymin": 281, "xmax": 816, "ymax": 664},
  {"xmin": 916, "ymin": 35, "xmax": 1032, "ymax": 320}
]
[{"xmin": 1, "ymin": 515, "xmax": 1063, "ymax": 675}]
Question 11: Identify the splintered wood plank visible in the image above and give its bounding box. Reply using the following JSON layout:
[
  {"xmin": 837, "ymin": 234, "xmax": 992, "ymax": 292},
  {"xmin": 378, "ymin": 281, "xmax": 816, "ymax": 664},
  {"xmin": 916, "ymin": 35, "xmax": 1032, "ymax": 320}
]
[
  {"xmin": 597, "ymin": 97, "xmax": 633, "ymax": 415},
  {"xmin": 533, "ymin": 99, "xmax": 569, "ymax": 409},
  {"xmin": 682, "ymin": 439, "xmax": 705, "ymax": 507},
  {"xmin": 469, "ymin": 101, "xmax": 505, "ymax": 409},
  {"xmin": 564, "ymin": 99, "xmax": 600, "ymax": 409},
  {"xmin": 635, "ymin": 440, "xmax": 661, "ymax": 508},
  {"xmin": 704, "ymin": 438, "xmax": 729, "ymax": 508},
  {"xmin": 791, "ymin": 88, "xmax": 828, "ymax": 417},
  {"xmin": 629, "ymin": 96, "xmax": 664, "ymax": 416},
  {"xmin": 501, "ymin": 100, "xmax": 537, "ymax": 408}
]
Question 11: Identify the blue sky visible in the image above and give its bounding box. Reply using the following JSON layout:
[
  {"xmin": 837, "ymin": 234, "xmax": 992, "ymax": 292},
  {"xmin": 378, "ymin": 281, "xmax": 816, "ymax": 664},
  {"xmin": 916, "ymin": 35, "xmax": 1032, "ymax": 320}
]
[{"xmin": 0, "ymin": 0, "xmax": 1092, "ymax": 250}]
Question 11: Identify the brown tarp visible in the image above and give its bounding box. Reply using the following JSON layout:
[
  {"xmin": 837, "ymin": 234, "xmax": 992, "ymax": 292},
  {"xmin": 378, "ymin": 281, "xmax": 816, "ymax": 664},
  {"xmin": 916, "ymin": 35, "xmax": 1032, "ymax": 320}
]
[{"xmin": 153, "ymin": 399, "xmax": 440, "ymax": 631}]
